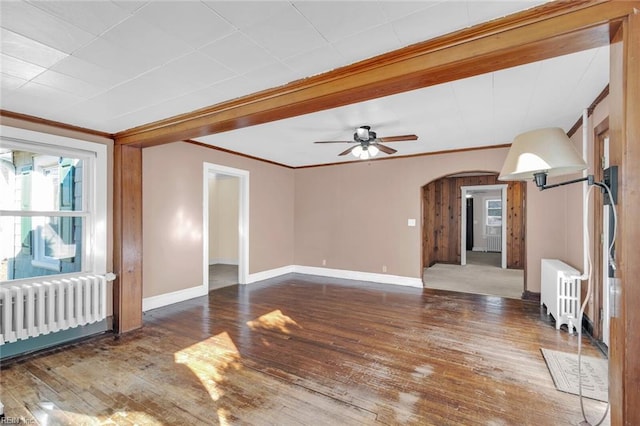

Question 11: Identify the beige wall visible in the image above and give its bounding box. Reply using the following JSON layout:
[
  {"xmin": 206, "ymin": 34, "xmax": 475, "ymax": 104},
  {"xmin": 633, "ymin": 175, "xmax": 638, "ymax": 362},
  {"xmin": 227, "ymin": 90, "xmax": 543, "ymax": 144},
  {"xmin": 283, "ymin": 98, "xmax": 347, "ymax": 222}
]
[
  {"xmin": 0, "ymin": 116, "xmax": 115, "ymax": 315},
  {"xmin": 143, "ymin": 141, "xmax": 295, "ymax": 298},
  {"xmin": 294, "ymin": 148, "xmax": 511, "ymax": 279},
  {"xmin": 209, "ymin": 175, "xmax": 239, "ymax": 264},
  {"xmin": 527, "ymin": 96, "xmax": 609, "ymax": 302}
]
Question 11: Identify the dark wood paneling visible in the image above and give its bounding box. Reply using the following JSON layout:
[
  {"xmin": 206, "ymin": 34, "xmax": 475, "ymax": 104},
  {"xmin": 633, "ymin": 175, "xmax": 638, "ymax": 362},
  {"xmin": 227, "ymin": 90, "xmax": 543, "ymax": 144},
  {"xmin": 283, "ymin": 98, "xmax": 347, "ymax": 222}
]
[
  {"xmin": 609, "ymin": 12, "xmax": 640, "ymax": 425},
  {"xmin": 113, "ymin": 2, "xmax": 630, "ymax": 147},
  {"xmin": 422, "ymin": 181, "xmax": 436, "ymax": 267},
  {"xmin": 0, "ymin": 276, "xmax": 608, "ymax": 424},
  {"xmin": 113, "ymin": 145, "xmax": 143, "ymax": 334},
  {"xmin": 506, "ymin": 181, "xmax": 526, "ymax": 269},
  {"xmin": 422, "ymin": 174, "xmax": 525, "ymax": 269}
]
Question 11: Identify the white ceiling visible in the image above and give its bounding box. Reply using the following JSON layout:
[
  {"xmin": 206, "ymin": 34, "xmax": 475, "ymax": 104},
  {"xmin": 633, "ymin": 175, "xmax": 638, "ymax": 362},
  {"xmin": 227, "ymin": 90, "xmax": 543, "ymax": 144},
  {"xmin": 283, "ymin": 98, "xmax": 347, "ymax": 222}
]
[{"xmin": 0, "ymin": 1, "xmax": 609, "ymax": 167}]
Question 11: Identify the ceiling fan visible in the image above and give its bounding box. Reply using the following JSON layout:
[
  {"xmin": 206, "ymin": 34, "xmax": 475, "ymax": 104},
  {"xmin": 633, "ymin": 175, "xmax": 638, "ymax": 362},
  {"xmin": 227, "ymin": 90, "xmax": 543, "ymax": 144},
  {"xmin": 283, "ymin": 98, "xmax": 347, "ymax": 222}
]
[{"xmin": 314, "ymin": 125, "xmax": 418, "ymax": 160}]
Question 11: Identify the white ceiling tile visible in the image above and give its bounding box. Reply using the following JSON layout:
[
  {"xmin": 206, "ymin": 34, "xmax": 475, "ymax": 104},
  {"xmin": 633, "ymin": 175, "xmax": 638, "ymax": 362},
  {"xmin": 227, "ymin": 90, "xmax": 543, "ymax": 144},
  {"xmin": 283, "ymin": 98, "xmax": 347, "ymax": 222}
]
[
  {"xmin": 49, "ymin": 54, "xmax": 129, "ymax": 89},
  {"xmin": 242, "ymin": 5, "xmax": 327, "ymax": 60},
  {"xmin": 283, "ymin": 44, "xmax": 346, "ymax": 79},
  {"xmin": 107, "ymin": 88, "xmax": 230, "ymax": 132},
  {"xmin": 198, "ymin": 76, "xmax": 262, "ymax": 106},
  {"xmin": 492, "ymin": 62, "xmax": 541, "ymax": 129},
  {"xmin": 0, "ymin": 2, "xmax": 609, "ymax": 165},
  {"xmin": 0, "ymin": 73, "xmax": 28, "ymax": 92},
  {"xmin": 332, "ymin": 23, "xmax": 403, "ymax": 63},
  {"xmin": 27, "ymin": 0, "xmax": 131, "ymax": 35},
  {"xmin": 0, "ymin": 53, "xmax": 47, "ymax": 80},
  {"xmin": 153, "ymin": 51, "xmax": 235, "ymax": 89},
  {"xmin": 466, "ymin": 1, "xmax": 547, "ymax": 27},
  {"xmin": 1, "ymin": 28, "xmax": 68, "ymax": 68},
  {"xmin": 452, "ymin": 73, "xmax": 493, "ymax": 115},
  {"xmin": 100, "ymin": 15, "xmax": 193, "ymax": 65},
  {"xmin": 205, "ymin": 1, "xmax": 291, "ymax": 29},
  {"xmin": 392, "ymin": 1, "xmax": 469, "ymax": 45},
  {"xmin": 31, "ymin": 69, "xmax": 104, "ymax": 98},
  {"xmin": 71, "ymin": 37, "xmax": 164, "ymax": 79},
  {"xmin": 111, "ymin": 1, "xmax": 148, "ymax": 13},
  {"xmin": 59, "ymin": 92, "xmax": 146, "ymax": 131},
  {"xmin": 135, "ymin": 1, "xmax": 235, "ymax": 49},
  {"xmin": 379, "ymin": 1, "xmax": 438, "ymax": 22},
  {"xmin": 199, "ymin": 32, "xmax": 277, "ymax": 75},
  {"xmin": 570, "ymin": 46, "xmax": 609, "ymax": 107},
  {"xmin": 242, "ymin": 62, "xmax": 298, "ymax": 91},
  {"xmin": 0, "ymin": 1, "xmax": 96, "ymax": 53},
  {"xmin": 2, "ymin": 81, "xmax": 83, "ymax": 116},
  {"xmin": 294, "ymin": 1, "xmax": 386, "ymax": 43}
]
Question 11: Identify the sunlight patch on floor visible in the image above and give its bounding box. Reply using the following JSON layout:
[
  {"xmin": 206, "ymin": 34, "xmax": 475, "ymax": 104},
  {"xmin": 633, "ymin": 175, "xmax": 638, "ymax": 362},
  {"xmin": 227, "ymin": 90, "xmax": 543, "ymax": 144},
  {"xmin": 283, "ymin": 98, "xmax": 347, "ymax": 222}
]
[
  {"xmin": 174, "ymin": 331, "xmax": 241, "ymax": 403},
  {"xmin": 246, "ymin": 309, "xmax": 300, "ymax": 334}
]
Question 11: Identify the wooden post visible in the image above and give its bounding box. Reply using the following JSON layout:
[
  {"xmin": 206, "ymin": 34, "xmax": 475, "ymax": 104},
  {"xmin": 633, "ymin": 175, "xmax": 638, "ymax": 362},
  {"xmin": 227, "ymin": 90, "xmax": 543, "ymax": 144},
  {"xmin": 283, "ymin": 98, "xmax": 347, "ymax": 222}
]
[
  {"xmin": 608, "ymin": 10, "xmax": 640, "ymax": 426},
  {"xmin": 113, "ymin": 144, "xmax": 143, "ymax": 333}
]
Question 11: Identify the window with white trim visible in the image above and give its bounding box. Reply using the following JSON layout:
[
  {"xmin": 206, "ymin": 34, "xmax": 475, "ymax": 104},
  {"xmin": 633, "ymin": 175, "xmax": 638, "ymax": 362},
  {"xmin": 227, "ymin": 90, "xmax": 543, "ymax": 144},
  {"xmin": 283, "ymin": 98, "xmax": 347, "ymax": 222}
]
[
  {"xmin": 486, "ymin": 199, "xmax": 502, "ymax": 227},
  {"xmin": 0, "ymin": 127, "xmax": 107, "ymax": 282}
]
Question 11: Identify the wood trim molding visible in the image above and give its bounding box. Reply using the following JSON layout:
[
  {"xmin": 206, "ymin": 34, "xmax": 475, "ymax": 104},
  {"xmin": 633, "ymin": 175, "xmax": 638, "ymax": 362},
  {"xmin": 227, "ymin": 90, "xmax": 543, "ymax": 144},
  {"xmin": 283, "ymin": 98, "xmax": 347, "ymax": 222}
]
[
  {"xmin": 295, "ymin": 144, "xmax": 510, "ymax": 169},
  {"xmin": 0, "ymin": 109, "xmax": 113, "ymax": 140},
  {"xmin": 567, "ymin": 85, "xmax": 611, "ymax": 137},
  {"xmin": 184, "ymin": 139, "xmax": 293, "ymax": 169},
  {"xmin": 114, "ymin": 1, "xmax": 633, "ymax": 147}
]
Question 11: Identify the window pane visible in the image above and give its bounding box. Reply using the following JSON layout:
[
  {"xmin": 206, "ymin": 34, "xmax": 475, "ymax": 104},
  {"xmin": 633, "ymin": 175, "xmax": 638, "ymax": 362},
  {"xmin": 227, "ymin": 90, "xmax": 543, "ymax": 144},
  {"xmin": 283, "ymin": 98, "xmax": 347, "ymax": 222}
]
[
  {"xmin": 0, "ymin": 215, "xmax": 83, "ymax": 281},
  {"xmin": 487, "ymin": 200, "xmax": 501, "ymax": 209},
  {"xmin": 0, "ymin": 149, "xmax": 83, "ymax": 211}
]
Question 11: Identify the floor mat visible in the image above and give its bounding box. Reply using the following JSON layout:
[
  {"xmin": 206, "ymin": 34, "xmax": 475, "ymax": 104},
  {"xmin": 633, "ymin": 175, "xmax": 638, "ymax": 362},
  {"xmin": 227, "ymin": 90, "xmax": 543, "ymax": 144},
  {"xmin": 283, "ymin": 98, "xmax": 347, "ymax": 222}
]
[{"xmin": 541, "ymin": 348, "xmax": 608, "ymax": 402}]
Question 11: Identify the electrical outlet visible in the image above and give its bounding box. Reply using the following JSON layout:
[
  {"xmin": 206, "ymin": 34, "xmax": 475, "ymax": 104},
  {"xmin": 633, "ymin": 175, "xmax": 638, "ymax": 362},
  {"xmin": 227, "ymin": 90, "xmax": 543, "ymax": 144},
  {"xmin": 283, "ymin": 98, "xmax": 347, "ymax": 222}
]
[
  {"xmin": 382, "ymin": 265, "xmax": 387, "ymax": 273},
  {"xmin": 322, "ymin": 259, "xmax": 326, "ymax": 266}
]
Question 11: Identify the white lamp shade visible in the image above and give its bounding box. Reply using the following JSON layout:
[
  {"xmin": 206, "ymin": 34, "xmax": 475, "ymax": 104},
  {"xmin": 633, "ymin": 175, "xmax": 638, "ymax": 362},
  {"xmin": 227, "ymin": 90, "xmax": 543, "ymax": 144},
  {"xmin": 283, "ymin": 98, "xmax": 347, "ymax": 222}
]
[
  {"xmin": 359, "ymin": 149, "xmax": 370, "ymax": 160},
  {"xmin": 498, "ymin": 127, "xmax": 587, "ymax": 181},
  {"xmin": 368, "ymin": 145, "xmax": 379, "ymax": 157}
]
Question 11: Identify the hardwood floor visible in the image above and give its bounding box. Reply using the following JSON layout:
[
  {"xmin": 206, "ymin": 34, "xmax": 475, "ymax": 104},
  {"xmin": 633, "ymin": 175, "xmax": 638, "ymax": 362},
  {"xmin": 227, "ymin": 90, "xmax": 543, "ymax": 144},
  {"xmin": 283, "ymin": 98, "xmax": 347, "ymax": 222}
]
[{"xmin": 1, "ymin": 274, "xmax": 608, "ymax": 425}]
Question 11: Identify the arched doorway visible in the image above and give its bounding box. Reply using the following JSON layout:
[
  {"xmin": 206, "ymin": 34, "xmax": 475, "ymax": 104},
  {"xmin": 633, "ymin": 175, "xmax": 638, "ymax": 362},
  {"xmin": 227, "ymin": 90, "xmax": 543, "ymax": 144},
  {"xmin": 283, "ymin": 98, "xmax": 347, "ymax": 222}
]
[{"xmin": 421, "ymin": 172, "xmax": 526, "ymax": 298}]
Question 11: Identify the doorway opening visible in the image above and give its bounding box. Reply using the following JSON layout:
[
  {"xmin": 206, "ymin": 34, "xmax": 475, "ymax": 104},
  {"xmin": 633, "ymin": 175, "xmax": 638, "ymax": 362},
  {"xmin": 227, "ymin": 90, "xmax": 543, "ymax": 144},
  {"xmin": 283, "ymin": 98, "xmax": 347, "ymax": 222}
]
[
  {"xmin": 460, "ymin": 184, "xmax": 507, "ymax": 269},
  {"xmin": 422, "ymin": 173, "xmax": 525, "ymax": 299},
  {"xmin": 203, "ymin": 163, "xmax": 249, "ymax": 292}
]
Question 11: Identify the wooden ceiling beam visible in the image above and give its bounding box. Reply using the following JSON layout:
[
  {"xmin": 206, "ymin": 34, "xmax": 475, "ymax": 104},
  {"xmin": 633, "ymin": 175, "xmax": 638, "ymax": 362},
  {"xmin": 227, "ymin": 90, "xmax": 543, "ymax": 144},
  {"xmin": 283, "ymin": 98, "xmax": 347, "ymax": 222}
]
[{"xmin": 114, "ymin": 1, "xmax": 635, "ymax": 148}]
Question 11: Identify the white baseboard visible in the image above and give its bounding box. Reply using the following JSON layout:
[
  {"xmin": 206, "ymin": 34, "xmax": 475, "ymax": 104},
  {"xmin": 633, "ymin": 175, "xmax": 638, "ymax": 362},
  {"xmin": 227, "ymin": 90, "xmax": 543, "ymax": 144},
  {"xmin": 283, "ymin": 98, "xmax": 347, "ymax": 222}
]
[
  {"xmin": 472, "ymin": 247, "xmax": 487, "ymax": 252},
  {"xmin": 246, "ymin": 264, "xmax": 422, "ymax": 288},
  {"xmin": 143, "ymin": 285, "xmax": 208, "ymax": 312},
  {"xmin": 209, "ymin": 258, "xmax": 239, "ymax": 265},
  {"xmin": 247, "ymin": 265, "xmax": 296, "ymax": 284},
  {"xmin": 294, "ymin": 265, "xmax": 423, "ymax": 288}
]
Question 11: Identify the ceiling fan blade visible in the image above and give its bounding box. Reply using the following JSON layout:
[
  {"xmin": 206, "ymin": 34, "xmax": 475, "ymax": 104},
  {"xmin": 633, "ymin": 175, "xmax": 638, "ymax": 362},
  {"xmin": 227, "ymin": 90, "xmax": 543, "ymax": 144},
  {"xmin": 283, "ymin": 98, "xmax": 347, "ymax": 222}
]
[
  {"xmin": 375, "ymin": 143, "xmax": 397, "ymax": 155},
  {"xmin": 378, "ymin": 134, "xmax": 418, "ymax": 143},
  {"xmin": 313, "ymin": 140, "xmax": 353, "ymax": 144},
  {"xmin": 338, "ymin": 146, "xmax": 357, "ymax": 156}
]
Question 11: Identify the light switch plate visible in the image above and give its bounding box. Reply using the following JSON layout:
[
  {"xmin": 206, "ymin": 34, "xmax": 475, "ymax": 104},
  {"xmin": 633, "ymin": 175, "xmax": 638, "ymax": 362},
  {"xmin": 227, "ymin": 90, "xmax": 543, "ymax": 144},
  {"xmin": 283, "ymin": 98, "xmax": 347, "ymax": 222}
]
[{"xmin": 407, "ymin": 219, "xmax": 416, "ymax": 227}]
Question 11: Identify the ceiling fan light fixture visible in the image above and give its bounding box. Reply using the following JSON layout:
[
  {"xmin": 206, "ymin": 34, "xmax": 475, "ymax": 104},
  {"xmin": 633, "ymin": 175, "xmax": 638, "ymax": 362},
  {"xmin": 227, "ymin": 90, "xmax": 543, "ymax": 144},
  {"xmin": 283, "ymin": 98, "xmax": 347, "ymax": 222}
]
[
  {"xmin": 352, "ymin": 145, "xmax": 363, "ymax": 157},
  {"xmin": 368, "ymin": 145, "xmax": 379, "ymax": 157},
  {"xmin": 359, "ymin": 149, "xmax": 370, "ymax": 160},
  {"xmin": 356, "ymin": 126, "xmax": 370, "ymax": 140}
]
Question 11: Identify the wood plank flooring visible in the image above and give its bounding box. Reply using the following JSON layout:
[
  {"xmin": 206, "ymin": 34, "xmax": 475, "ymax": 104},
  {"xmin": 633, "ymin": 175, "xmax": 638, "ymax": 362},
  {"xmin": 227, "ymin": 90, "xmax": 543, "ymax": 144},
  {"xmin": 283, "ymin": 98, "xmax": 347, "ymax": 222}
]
[{"xmin": 1, "ymin": 274, "xmax": 609, "ymax": 425}]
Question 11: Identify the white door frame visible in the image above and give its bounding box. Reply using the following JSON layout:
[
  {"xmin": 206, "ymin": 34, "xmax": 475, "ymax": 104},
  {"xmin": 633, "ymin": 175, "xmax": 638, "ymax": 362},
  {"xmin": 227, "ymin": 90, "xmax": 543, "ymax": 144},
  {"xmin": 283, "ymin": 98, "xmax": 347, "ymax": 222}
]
[
  {"xmin": 460, "ymin": 184, "xmax": 507, "ymax": 268},
  {"xmin": 203, "ymin": 163, "xmax": 249, "ymax": 290}
]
